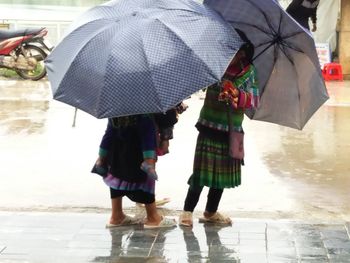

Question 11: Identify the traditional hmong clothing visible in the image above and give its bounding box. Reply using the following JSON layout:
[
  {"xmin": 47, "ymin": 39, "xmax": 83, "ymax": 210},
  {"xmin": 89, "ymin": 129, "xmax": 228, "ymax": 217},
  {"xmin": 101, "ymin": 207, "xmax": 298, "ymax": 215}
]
[
  {"xmin": 103, "ymin": 115, "xmax": 156, "ymax": 204},
  {"xmin": 98, "ymin": 111, "xmax": 178, "ymax": 161},
  {"xmin": 187, "ymin": 64, "xmax": 259, "ymax": 190},
  {"xmin": 98, "ymin": 115, "xmax": 158, "ymax": 162},
  {"xmin": 97, "ymin": 111, "xmax": 178, "ymax": 204}
]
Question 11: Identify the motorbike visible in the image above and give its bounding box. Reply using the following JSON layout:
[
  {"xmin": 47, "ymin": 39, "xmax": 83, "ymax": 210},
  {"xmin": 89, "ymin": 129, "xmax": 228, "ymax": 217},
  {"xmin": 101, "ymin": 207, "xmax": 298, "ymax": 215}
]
[{"xmin": 0, "ymin": 27, "xmax": 52, "ymax": 81}]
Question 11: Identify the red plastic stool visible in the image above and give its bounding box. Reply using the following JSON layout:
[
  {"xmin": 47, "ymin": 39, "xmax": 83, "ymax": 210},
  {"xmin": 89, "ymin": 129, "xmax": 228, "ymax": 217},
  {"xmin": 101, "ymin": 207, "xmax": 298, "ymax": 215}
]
[{"xmin": 322, "ymin": 63, "xmax": 343, "ymax": 81}]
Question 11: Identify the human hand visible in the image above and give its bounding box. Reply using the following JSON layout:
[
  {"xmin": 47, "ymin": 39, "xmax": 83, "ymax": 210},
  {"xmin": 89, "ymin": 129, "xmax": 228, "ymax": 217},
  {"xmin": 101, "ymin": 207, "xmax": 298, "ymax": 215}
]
[
  {"xmin": 219, "ymin": 80, "xmax": 239, "ymax": 108},
  {"xmin": 231, "ymin": 97, "xmax": 239, "ymax": 109},
  {"xmin": 95, "ymin": 156, "xmax": 107, "ymax": 167},
  {"xmin": 218, "ymin": 91, "xmax": 239, "ymax": 108},
  {"xmin": 221, "ymin": 80, "xmax": 239, "ymax": 98},
  {"xmin": 157, "ymin": 140, "xmax": 169, "ymax": 156},
  {"xmin": 175, "ymin": 102, "xmax": 188, "ymax": 114},
  {"xmin": 312, "ymin": 23, "xmax": 317, "ymax": 32}
]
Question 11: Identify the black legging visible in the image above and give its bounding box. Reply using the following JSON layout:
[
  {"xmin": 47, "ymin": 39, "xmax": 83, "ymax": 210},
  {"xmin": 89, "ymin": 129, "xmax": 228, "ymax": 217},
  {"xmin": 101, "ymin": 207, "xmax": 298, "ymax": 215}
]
[
  {"xmin": 183, "ymin": 186, "xmax": 223, "ymax": 213},
  {"xmin": 110, "ymin": 188, "xmax": 155, "ymax": 204}
]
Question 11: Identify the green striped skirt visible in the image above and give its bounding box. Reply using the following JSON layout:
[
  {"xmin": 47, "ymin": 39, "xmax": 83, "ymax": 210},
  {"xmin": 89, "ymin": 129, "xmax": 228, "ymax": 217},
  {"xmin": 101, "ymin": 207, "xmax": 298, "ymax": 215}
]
[{"xmin": 187, "ymin": 133, "xmax": 242, "ymax": 189}]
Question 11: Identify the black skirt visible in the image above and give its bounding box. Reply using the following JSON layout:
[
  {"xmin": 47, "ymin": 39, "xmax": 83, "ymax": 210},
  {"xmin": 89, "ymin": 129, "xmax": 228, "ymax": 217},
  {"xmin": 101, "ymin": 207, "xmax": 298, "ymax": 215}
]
[{"xmin": 109, "ymin": 124, "xmax": 147, "ymax": 183}]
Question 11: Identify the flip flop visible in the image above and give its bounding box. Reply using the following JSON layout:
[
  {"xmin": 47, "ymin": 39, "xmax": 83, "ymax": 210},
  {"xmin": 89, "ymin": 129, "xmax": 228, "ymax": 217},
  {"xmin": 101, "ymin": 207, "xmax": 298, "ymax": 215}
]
[
  {"xmin": 179, "ymin": 211, "xmax": 193, "ymax": 227},
  {"xmin": 136, "ymin": 197, "xmax": 171, "ymax": 207},
  {"xmin": 144, "ymin": 217, "xmax": 177, "ymax": 229},
  {"xmin": 105, "ymin": 215, "xmax": 141, "ymax": 228},
  {"xmin": 198, "ymin": 212, "xmax": 232, "ymax": 225},
  {"xmin": 155, "ymin": 197, "xmax": 171, "ymax": 207}
]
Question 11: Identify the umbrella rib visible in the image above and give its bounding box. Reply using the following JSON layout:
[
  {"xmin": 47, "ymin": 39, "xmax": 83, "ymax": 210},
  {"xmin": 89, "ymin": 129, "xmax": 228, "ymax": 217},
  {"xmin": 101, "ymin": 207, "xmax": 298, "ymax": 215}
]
[
  {"xmin": 257, "ymin": 43, "xmax": 279, "ymax": 99},
  {"xmin": 275, "ymin": 46, "xmax": 301, "ymax": 124},
  {"xmin": 88, "ymin": 22, "xmax": 125, "ymax": 115},
  {"xmin": 156, "ymin": 6, "xmax": 236, "ymax": 25},
  {"xmin": 255, "ymin": 39, "xmax": 276, "ymax": 49},
  {"xmin": 279, "ymin": 40, "xmax": 304, "ymax": 54},
  {"xmin": 252, "ymin": 41, "xmax": 275, "ymax": 62},
  {"xmin": 278, "ymin": 43, "xmax": 302, "ymax": 124},
  {"xmin": 245, "ymin": 0, "xmax": 277, "ymax": 36},
  {"xmin": 277, "ymin": 31, "xmax": 306, "ymax": 57},
  {"xmin": 154, "ymin": 18, "xmax": 219, "ymax": 80},
  {"xmin": 277, "ymin": 6, "xmax": 283, "ymax": 36},
  {"xmin": 65, "ymin": 16, "xmax": 116, "ymax": 38},
  {"xmin": 52, "ymin": 19, "xmax": 116, "ymax": 92},
  {"xmin": 278, "ymin": 43, "xmax": 294, "ymax": 65},
  {"xmin": 157, "ymin": 6, "xmax": 211, "ymax": 16},
  {"xmin": 138, "ymin": 31, "xmax": 164, "ymax": 112},
  {"xmin": 226, "ymin": 20, "xmax": 274, "ymax": 36},
  {"xmin": 271, "ymin": 45, "xmax": 301, "ymax": 126},
  {"xmin": 282, "ymin": 31, "xmax": 305, "ymax": 40}
]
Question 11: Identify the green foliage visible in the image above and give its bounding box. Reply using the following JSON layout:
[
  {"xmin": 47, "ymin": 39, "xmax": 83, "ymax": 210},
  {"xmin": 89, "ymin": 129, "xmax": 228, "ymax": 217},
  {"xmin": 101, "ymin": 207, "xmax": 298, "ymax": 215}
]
[
  {"xmin": 0, "ymin": 64, "xmax": 45, "ymax": 79},
  {"xmin": 0, "ymin": 68, "xmax": 19, "ymax": 79}
]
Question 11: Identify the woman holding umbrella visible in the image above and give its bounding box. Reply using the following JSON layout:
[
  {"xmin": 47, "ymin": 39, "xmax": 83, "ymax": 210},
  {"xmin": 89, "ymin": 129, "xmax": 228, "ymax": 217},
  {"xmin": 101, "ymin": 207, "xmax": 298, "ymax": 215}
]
[{"xmin": 179, "ymin": 38, "xmax": 260, "ymax": 227}]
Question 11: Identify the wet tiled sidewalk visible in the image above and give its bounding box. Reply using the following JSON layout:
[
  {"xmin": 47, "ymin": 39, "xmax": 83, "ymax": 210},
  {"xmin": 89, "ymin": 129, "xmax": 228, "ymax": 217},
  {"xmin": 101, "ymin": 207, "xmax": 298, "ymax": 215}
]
[{"xmin": 0, "ymin": 212, "xmax": 350, "ymax": 263}]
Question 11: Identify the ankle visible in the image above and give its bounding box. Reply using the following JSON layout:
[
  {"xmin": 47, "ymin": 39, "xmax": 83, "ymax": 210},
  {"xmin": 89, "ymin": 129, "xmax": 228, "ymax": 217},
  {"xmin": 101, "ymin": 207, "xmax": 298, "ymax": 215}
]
[
  {"xmin": 110, "ymin": 213, "xmax": 126, "ymax": 224},
  {"xmin": 146, "ymin": 214, "xmax": 162, "ymax": 225},
  {"xmin": 204, "ymin": 211, "xmax": 215, "ymax": 218}
]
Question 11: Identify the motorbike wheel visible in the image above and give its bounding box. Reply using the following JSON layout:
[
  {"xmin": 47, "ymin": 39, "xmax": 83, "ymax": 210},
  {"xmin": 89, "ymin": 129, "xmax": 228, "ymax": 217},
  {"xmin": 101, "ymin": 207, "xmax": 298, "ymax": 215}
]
[{"xmin": 15, "ymin": 45, "xmax": 47, "ymax": 81}]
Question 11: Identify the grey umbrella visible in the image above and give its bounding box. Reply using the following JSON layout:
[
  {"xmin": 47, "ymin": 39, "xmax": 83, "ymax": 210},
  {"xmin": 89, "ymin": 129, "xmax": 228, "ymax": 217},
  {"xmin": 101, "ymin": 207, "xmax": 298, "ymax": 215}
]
[
  {"xmin": 45, "ymin": 0, "xmax": 244, "ymax": 119},
  {"xmin": 204, "ymin": 0, "xmax": 329, "ymax": 130}
]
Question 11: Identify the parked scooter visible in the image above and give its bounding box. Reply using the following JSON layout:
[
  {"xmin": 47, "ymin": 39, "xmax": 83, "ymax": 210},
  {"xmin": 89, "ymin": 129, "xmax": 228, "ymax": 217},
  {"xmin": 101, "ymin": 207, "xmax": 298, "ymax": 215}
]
[{"xmin": 0, "ymin": 27, "xmax": 51, "ymax": 80}]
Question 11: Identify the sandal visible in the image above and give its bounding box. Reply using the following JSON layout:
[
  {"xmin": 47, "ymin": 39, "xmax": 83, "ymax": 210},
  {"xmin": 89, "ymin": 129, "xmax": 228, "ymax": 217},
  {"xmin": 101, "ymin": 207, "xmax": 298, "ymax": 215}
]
[
  {"xmin": 144, "ymin": 217, "xmax": 177, "ymax": 229},
  {"xmin": 136, "ymin": 197, "xmax": 171, "ymax": 207},
  {"xmin": 179, "ymin": 211, "xmax": 193, "ymax": 227},
  {"xmin": 198, "ymin": 212, "xmax": 232, "ymax": 225},
  {"xmin": 106, "ymin": 215, "xmax": 141, "ymax": 228}
]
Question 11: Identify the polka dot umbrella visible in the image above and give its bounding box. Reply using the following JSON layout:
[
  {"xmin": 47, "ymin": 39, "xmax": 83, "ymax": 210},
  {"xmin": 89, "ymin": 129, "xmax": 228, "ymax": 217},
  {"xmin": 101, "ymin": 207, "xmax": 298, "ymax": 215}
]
[{"xmin": 45, "ymin": 0, "xmax": 244, "ymax": 119}]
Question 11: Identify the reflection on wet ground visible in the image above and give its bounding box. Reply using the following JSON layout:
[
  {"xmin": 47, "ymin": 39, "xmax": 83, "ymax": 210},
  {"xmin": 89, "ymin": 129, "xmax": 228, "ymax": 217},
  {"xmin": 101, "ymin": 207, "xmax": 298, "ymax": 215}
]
[
  {"xmin": 0, "ymin": 212, "xmax": 349, "ymax": 262},
  {"xmin": 0, "ymin": 100, "xmax": 49, "ymax": 135},
  {"xmin": 0, "ymin": 78, "xmax": 349, "ymax": 221},
  {"xmin": 241, "ymin": 81, "xmax": 350, "ymax": 220},
  {"xmin": 0, "ymin": 80, "xmax": 50, "ymax": 135}
]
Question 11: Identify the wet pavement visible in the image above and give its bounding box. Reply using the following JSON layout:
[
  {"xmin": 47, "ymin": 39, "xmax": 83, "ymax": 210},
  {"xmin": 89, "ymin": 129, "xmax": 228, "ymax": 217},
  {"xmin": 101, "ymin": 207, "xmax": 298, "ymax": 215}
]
[
  {"xmin": 0, "ymin": 212, "xmax": 350, "ymax": 263},
  {"xmin": 0, "ymin": 78, "xmax": 350, "ymax": 262},
  {"xmin": 1, "ymin": 78, "xmax": 350, "ymax": 221}
]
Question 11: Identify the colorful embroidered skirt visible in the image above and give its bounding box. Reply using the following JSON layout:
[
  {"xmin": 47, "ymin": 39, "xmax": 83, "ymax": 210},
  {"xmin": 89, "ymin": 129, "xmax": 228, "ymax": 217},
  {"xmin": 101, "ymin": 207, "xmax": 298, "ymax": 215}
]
[
  {"xmin": 104, "ymin": 173, "xmax": 155, "ymax": 196},
  {"xmin": 187, "ymin": 133, "xmax": 242, "ymax": 189},
  {"xmin": 104, "ymin": 174, "xmax": 155, "ymax": 204}
]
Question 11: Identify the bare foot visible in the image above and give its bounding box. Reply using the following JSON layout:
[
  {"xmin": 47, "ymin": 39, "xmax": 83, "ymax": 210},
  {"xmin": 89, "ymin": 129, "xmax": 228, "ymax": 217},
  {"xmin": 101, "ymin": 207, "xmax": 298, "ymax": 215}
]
[
  {"xmin": 109, "ymin": 213, "xmax": 127, "ymax": 225},
  {"xmin": 144, "ymin": 214, "xmax": 162, "ymax": 227}
]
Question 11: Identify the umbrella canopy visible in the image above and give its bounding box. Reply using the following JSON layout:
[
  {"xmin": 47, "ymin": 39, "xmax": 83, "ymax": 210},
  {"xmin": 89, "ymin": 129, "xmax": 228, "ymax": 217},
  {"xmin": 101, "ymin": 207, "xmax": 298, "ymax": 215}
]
[
  {"xmin": 204, "ymin": 0, "xmax": 329, "ymax": 130},
  {"xmin": 45, "ymin": 0, "xmax": 244, "ymax": 118}
]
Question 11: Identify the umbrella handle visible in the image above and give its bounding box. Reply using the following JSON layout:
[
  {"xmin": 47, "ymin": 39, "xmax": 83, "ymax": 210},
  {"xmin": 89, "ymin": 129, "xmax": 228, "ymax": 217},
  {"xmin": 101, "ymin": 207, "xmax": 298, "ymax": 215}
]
[{"xmin": 72, "ymin": 107, "xmax": 78, "ymax": 127}]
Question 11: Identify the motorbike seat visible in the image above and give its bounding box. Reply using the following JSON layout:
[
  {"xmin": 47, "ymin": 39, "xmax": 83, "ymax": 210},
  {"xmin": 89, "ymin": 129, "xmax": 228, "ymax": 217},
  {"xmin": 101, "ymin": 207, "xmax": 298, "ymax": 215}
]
[{"xmin": 0, "ymin": 28, "xmax": 44, "ymax": 41}]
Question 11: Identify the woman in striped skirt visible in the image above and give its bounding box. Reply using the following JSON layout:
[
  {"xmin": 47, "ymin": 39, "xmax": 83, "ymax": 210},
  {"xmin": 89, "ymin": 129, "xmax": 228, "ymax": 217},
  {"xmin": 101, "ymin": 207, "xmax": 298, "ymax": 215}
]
[{"xmin": 179, "ymin": 42, "xmax": 260, "ymax": 226}]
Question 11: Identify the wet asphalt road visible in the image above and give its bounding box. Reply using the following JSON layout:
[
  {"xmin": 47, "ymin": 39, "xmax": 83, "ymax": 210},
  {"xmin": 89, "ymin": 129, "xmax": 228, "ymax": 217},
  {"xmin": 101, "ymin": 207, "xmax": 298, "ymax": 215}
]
[{"xmin": 0, "ymin": 77, "xmax": 349, "ymax": 221}]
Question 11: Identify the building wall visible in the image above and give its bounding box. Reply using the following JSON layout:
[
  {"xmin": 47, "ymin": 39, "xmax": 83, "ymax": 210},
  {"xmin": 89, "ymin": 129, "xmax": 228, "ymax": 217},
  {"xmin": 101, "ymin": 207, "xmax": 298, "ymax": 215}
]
[
  {"xmin": 339, "ymin": 0, "xmax": 350, "ymax": 78},
  {"xmin": 0, "ymin": 24, "xmax": 9, "ymax": 29}
]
